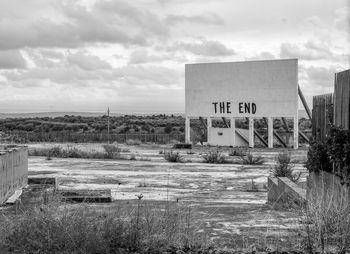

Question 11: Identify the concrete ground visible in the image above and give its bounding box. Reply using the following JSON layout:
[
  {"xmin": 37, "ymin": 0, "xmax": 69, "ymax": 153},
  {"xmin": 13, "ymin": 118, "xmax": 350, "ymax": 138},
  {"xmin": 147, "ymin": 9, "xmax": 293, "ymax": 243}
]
[{"xmin": 28, "ymin": 143, "xmax": 308, "ymax": 249}]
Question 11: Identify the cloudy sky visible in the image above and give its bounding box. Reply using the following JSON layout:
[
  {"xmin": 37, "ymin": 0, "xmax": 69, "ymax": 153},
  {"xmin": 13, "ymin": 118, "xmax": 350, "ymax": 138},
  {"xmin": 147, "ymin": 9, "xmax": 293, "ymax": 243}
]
[{"xmin": 0, "ymin": 0, "xmax": 349, "ymax": 113}]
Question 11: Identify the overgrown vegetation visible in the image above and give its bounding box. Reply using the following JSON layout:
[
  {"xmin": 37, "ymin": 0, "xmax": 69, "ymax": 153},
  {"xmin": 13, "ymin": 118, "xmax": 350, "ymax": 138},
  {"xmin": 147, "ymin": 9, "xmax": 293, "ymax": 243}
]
[
  {"xmin": 29, "ymin": 144, "xmax": 130, "ymax": 160},
  {"xmin": 163, "ymin": 150, "xmax": 183, "ymax": 163},
  {"xmin": 241, "ymin": 152, "xmax": 264, "ymax": 165},
  {"xmin": 228, "ymin": 148, "xmax": 246, "ymax": 157},
  {"xmin": 301, "ymin": 196, "xmax": 350, "ymax": 252},
  {"xmin": 271, "ymin": 151, "xmax": 301, "ymax": 182},
  {"xmin": 201, "ymin": 150, "xmax": 226, "ymax": 164},
  {"xmin": 0, "ymin": 200, "xmax": 206, "ymax": 253},
  {"xmin": 305, "ymin": 126, "xmax": 350, "ymax": 182}
]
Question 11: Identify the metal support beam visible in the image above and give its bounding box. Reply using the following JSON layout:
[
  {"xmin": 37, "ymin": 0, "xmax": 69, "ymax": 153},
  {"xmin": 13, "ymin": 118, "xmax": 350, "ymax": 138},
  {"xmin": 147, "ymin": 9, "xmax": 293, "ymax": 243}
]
[
  {"xmin": 298, "ymin": 85, "xmax": 312, "ymax": 121},
  {"xmin": 199, "ymin": 117, "xmax": 207, "ymax": 129},
  {"xmin": 299, "ymin": 130, "xmax": 309, "ymax": 143},
  {"xmin": 221, "ymin": 117, "xmax": 230, "ymax": 128},
  {"xmin": 281, "ymin": 117, "xmax": 290, "ymax": 132}
]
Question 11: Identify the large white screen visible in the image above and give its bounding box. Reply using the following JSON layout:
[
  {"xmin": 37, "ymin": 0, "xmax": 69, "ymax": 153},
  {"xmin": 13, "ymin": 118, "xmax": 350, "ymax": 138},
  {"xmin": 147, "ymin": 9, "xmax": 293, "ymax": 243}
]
[{"xmin": 185, "ymin": 59, "xmax": 298, "ymax": 118}]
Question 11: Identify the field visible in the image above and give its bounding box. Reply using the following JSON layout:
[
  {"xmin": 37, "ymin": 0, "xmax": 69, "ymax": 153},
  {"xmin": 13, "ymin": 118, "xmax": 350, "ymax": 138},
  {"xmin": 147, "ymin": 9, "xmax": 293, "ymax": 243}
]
[{"xmin": 27, "ymin": 143, "xmax": 308, "ymax": 249}]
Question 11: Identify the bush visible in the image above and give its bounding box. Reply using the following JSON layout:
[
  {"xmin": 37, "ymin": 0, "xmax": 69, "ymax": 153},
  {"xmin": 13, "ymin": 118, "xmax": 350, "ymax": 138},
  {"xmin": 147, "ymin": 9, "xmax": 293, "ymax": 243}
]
[
  {"xmin": 271, "ymin": 151, "xmax": 300, "ymax": 182},
  {"xmin": 305, "ymin": 126, "xmax": 350, "ymax": 182},
  {"xmin": 102, "ymin": 144, "xmax": 121, "ymax": 159},
  {"xmin": 164, "ymin": 150, "xmax": 183, "ymax": 163},
  {"xmin": 0, "ymin": 200, "xmax": 202, "ymax": 253},
  {"xmin": 241, "ymin": 152, "xmax": 264, "ymax": 165},
  {"xmin": 201, "ymin": 150, "xmax": 226, "ymax": 164},
  {"xmin": 126, "ymin": 139, "xmax": 142, "ymax": 146},
  {"xmin": 301, "ymin": 198, "xmax": 350, "ymax": 252},
  {"xmin": 228, "ymin": 148, "xmax": 246, "ymax": 157}
]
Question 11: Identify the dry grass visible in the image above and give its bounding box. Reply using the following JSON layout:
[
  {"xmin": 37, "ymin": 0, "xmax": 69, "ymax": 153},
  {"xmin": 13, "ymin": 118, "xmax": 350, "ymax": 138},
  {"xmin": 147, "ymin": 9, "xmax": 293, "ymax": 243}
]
[
  {"xmin": 0, "ymin": 198, "xmax": 206, "ymax": 253},
  {"xmin": 29, "ymin": 144, "xmax": 132, "ymax": 160},
  {"xmin": 271, "ymin": 152, "xmax": 300, "ymax": 183},
  {"xmin": 163, "ymin": 150, "xmax": 183, "ymax": 163},
  {"xmin": 300, "ymin": 192, "xmax": 350, "ymax": 253}
]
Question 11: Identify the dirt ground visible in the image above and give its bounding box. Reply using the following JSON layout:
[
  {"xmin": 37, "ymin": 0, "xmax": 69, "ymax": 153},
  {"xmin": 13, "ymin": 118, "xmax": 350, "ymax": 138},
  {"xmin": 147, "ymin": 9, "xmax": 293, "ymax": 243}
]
[{"xmin": 28, "ymin": 143, "xmax": 309, "ymax": 249}]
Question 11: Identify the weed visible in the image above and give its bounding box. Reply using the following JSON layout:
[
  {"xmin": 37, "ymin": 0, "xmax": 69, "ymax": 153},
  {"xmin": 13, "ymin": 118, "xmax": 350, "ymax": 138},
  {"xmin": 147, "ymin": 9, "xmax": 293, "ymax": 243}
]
[
  {"xmin": 164, "ymin": 150, "xmax": 183, "ymax": 163},
  {"xmin": 271, "ymin": 151, "xmax": 300, "ymax": 182},
  {"xmin": 201, "ymin": 150, "xmax": 226, "ymax": 164},
  {"xmin": 186, "ymin": 150, "xmax": 195, "ymax": 155},
  {"xmin": 241, "ymin": 151, "xmax": 264, "ymax": 165},
  {"xmin": 102, "ymin": 144, "xmax": 121, "ymax": 158},
  {"xmin": 228, "ymin": 148, "xmax": 246, "ymax": 157},
  {"xmin": 0, "ymin": 198, "xmax": 204, "ymax": 253},
  {"xmin": 126, "ymin": 139, "xmax": 142, "ymax": 146}
]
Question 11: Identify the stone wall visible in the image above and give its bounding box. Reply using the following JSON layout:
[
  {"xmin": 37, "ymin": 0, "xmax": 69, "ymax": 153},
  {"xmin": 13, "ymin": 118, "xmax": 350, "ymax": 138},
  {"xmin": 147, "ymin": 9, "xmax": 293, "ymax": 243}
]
[
  {"xmin": 0, "ymin": 146, "xmax": 28, "ymax": 204},
  {"xmin": 307, "ymin": 171, "xmax": 350, "ymax": 207}
]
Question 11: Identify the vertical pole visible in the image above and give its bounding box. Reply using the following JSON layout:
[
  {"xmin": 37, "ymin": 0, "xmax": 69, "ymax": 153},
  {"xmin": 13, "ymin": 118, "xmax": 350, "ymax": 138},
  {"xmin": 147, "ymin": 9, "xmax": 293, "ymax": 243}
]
[
  {"xmin": 230, "ymin": 117, "xmax": 235, "ymax": 146},
  {"xmin": 207, "ymin": 117, "xmax": 212, "ymax": 144},
  {"xmin": 268, "ymin": 117, "xmax": 273, "ymax": 148},
  {"xmin": 248, "ymin": 117, "xmax": 254, "ymax": 148},
  {"xmin": 293, "ymin": 116, "xmax": 299, "ymax": 149},
  {"xmin": 185, "ymin": 117, "xmax": 190, "ymax": 143},
  {"xmin": 107, "ymin": 107, "xmax": 110, "ymax": 144}
]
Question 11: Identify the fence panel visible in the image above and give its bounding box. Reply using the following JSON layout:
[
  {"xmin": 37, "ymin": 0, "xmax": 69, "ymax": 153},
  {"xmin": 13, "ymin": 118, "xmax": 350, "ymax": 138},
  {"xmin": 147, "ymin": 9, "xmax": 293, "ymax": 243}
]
[
  {"xmin": 334, "ymin": 69, "xmax": 350, "ymax": 129},
  {"xmin": 312, "ymin": 93, "xmax": 333, "ymax": 140}
]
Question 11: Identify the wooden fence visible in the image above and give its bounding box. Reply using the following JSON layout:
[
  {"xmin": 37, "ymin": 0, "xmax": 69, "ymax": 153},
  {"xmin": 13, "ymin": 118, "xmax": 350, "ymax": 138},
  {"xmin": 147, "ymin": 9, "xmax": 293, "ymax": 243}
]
[
  {"xmin": 312, "ymin": 69, "xmax": 350, "ymax": 140},
  {"xmin": 0, "ymin": 146, "xmax": 28, "ymax": 204},
  {"xmin": 2, "ymin": 131, "xmax": 185, "ymax": 144},
  {"xmin": 312, "ymin": 93, "xmax": 333, "ymax": 140},
  {"xmin": 334, "ymin": 69, "xmax": 350, "ymax": 129}
]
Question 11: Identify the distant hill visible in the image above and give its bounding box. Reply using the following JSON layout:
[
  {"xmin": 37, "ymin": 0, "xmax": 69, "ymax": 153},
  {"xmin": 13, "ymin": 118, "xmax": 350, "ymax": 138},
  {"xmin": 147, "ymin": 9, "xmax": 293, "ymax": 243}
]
[{"xmin": 0, "ymin": 112, "xmax": 185, "ymax": 119}]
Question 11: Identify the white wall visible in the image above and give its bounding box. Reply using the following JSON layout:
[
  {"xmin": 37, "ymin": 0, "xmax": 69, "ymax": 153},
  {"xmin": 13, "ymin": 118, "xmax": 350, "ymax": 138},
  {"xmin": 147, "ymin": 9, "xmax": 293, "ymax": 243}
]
[
  {"xmin": 185, "ymin": 59, "xmax": 298, "ymax": 118},
  {"xmin": 208, "ymin": 128, "xmax": 249, "ymax": 147}
]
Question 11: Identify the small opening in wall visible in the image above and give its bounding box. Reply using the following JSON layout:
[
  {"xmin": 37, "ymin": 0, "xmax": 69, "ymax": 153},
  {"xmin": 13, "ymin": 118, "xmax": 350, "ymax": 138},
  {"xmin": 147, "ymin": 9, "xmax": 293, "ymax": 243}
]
[{"xmin": 218, "ymin": 132, "xmax": 223, "ymax": 136}]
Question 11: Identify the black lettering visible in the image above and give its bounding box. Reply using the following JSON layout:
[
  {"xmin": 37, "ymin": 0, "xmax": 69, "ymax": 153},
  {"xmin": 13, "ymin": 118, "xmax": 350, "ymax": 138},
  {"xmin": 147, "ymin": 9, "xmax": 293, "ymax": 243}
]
[
  {"xmin": 227, "ymin": 102, "xmax": 231, "ymax": 113},
  {"xmin": 219, "ymin": 102, "xmax": 225, "ymax": 113},
  {"xmin": 212, "ymin": 102, "xmax": 218, "ymax": 114},
  {"xmin": 239, "ymin": 103, "xmax": 243, "ymax": 113},
  {"xmin": 252, "ymin": 103, "xmax": 256, "ymax": 114},
  {"xmin": 244, "ymin": 103, "xmax": 250, "ymax": 113}
]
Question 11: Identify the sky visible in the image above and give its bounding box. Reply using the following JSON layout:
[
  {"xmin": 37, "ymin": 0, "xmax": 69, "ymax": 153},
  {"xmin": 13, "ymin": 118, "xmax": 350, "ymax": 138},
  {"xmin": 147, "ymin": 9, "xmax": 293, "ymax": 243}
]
[{"xmin": 0, "ymin": 0, "xmax": 349, "ymax": 114}]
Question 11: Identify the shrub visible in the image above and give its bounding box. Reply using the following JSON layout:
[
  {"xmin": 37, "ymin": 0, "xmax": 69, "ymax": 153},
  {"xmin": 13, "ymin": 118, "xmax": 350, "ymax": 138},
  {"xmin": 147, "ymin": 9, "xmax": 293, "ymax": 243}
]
[
  {"xmin": 102, "ymin": 144, "xmax": 121, "ymax": 159},
  {"xmin": 0, "ymin": 200, "xmax": 202, "ymax": 253},
  {"xmin": 301, "ymin": 198, "xmax": 350, "ymax": 252},
  {"xmin": 201, "ymin": 150, "xmax": 226, "ymax": 164},
  {"xmin": 241, "ymin": 152, "xmax": 264, "ymax": 165},
  {"xmin": 164, "ymin": 150, "xmax": 183, "ymax": 163},
  {"xmin": 126, "ymin": 139, "xmax": 142, "ymax": 146},
  {"xmin": 228, "ymin": 148, "xmax": 246, "ymax": 157},
  {"xmin": 305, "ymin": 126, "xmax": 350, "ymax": 182},
  {"xmin": 271, "ymin": 151, "xmax": 300, "ymax": 182}
]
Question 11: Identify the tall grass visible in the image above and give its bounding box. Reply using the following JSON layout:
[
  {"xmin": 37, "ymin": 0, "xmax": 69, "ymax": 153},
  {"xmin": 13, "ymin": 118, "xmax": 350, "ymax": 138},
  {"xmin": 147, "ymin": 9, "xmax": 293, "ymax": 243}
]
[
  {"xmin": 29, "ymin": 144, "xmax": 129, "ymax": 160},
  {"xmin": 300, "ymin": 195, "xmax": 350, "ymax": 252},
  {"xmin": 201, "ymin": 150, "xmax": 226, "ymax": 164},
  {"xmin": 0, "ymin": 199, "xmax": 205, "ymax": 253},
  {"xmin": 241, "ymin": 151, "xmax": 264, "ymax": 165},
  {"xmin": 271, "ymin": 152, "xmax": 300, "ymax": 182},
  {"xmin": 163, "ymin": 150, "xmax": 183, "ymax": 163}
]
